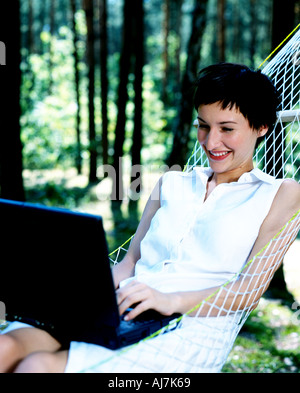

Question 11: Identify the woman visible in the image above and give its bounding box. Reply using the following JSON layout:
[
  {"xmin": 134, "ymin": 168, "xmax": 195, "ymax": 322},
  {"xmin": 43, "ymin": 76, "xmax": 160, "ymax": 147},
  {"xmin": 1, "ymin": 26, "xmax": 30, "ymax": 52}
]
[{"xmin": 1, "ymin": 63, "xmax": 300, "ymax": 373}]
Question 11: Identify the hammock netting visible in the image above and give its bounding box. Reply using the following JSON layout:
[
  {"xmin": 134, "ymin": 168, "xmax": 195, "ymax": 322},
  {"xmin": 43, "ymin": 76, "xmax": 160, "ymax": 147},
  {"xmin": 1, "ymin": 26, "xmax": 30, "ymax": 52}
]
[
  {"xmin": 98, "ymin": 27, "xmax": 300, "ymax": 374},
  {"xmin": 1, "ymin": 27, "xmax": 300, "ymax": 374}
]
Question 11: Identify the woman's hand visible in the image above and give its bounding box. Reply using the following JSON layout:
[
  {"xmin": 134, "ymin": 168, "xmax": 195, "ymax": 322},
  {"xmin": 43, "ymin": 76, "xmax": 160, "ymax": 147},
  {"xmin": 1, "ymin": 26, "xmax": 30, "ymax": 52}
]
[{"xmin": 116, "ymin": 280, "xmax": 177, "ymax": 321}]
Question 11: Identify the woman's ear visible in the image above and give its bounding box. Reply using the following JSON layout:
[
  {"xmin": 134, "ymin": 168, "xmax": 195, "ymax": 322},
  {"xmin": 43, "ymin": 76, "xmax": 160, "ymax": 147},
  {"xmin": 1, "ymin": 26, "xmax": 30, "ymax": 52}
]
[{"xmin": 258, "ymin": 125, "xmax": 269, "ymax": 138}]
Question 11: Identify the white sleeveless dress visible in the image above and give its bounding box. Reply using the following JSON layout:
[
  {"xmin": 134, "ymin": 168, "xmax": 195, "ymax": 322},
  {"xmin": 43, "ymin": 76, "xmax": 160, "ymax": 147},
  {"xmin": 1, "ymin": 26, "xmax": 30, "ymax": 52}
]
[{"xmin": 2, "ymin": 167, "xmax": 284, "ymax": 373}]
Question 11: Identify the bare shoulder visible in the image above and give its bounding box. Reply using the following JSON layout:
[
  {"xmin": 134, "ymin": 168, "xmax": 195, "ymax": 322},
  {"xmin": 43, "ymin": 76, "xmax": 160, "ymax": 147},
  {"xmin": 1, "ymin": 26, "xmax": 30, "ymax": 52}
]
[
  {"xmin": 251, "ymin": 180, "xmax": 300, "ymax": 266},
  {"xmin": 280, "ymin": 178, "xmax": 300, "ymax": 192},
  {"xmin": 267, "ymin": 179, "xmax": 300, "ymax": 230},
  {"xmin": 276, "ymin": 179, "xmax": 300, "ymax": 209}
]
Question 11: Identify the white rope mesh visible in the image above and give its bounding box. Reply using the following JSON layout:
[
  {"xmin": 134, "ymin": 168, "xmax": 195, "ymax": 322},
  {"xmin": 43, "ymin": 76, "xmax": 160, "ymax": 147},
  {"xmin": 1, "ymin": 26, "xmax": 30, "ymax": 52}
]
[
  {"xmin": 186, "ymin": 28, "xmax": 300, "ymax": 177},
  {"xmin": 95, "ymin": 28, "xmax": 300, "ymax": 374},
  {"xmin": 90, "ymin": 210, "xmax": 299, "ymax": 374},
  {"xmin": 3, "ymin": 27, "xmax": 298, "ymax": 373}
]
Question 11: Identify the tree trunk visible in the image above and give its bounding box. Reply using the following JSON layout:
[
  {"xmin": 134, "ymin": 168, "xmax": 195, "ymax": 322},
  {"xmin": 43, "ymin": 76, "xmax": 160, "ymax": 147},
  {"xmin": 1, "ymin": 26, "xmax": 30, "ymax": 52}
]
[
  {"xmin": 27, "ymin": 0, "xmax": 34, "ymax": 53},
  {"xmin": 167, "ymin": 0, "xmax": 209, "ymax": 168},
  {"xmin": 173, "ymin": 0, "xmax": 183, "ymax": 87},
  {"xmin": 83, "ymin": 0, "xmax": 97, "ymax": 183},
  {"xmin": 272, "ymin": 0, "xmax": 296, "ymax": 48},
  {"xmin": 70, "ymin": 0, "xmax": 82, "ymax": 174},
  {"xmin": 112, "ymin": 0, "xmax": 135, "ymax": 202},
  {"xmin": 130, "ymin": 0, "xmax": 145, "ymax": 200},
  {"xmin": 162, "ymin": 0, "xmax": 170, "ymax": 104},
  {"xmin": 249, "ymin": 0, "xmax": 257, "ymax": 68},
  {"xmin": 232, "ymin": 0, "xmax": 241, "ymax": 63},
  {"xmin": 0, "ymin": 0, "xmax": 25, "ymax": 201},
  {"xmin": 39, "ymin": 1, "xmax": 47, "ymax": 54},
  {"xmin": 48, "ymin": 0, "xmax": 56, "ymax": 95},
  {"xmin": 99, "ymin": 0, "xmax": 109, "ymax": 166},
  {"xmin": 217, "ymin": 0, "xmax": 226, "ymax": 62}
]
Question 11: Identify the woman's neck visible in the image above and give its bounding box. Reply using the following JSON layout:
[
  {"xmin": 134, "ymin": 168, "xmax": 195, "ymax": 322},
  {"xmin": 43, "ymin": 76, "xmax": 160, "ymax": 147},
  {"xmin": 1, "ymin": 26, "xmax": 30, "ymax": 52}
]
[
  {"xmin": 210, "ymin": 163, "xmax": 254, "ymax": 186},
  {"xmin": 204, "ymin": 164, "xmax": 254, "ymax": 201}
]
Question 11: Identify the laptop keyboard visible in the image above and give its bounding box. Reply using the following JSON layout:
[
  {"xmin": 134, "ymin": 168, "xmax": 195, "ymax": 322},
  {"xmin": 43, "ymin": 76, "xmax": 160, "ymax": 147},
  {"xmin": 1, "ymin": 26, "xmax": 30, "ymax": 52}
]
[{"xmin": 120, "ymin": 309, "xmax": 181, "ymax": 335}]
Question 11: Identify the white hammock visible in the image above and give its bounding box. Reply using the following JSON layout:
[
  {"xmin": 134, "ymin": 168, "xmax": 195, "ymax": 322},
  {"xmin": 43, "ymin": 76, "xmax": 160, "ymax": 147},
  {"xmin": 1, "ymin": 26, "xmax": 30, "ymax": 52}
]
[
  {"xmin": 80, "ymin": 211, "xmax": 299, "ymax": 373},
  {"xmin": 90, "ymin": 27, "xmax": 300, "ymax": 374},
  {"xmin": 2, "ymin": 27, "xmax": 298, "ymax": 374}
]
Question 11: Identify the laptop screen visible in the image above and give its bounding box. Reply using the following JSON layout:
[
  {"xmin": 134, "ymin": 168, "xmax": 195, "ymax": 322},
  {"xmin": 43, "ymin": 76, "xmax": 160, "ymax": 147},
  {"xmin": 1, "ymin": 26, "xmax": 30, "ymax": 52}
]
[{"xmin": 0, "ymin": 199, "xmax": 120, "ymax": 340}]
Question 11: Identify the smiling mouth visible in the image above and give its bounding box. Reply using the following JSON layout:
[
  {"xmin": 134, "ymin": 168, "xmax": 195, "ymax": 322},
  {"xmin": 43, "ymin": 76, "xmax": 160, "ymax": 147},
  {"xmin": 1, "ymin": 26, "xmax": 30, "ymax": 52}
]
[{"xmin": 208, "ymin": 151, "xmax": 232, "ymax": 161}]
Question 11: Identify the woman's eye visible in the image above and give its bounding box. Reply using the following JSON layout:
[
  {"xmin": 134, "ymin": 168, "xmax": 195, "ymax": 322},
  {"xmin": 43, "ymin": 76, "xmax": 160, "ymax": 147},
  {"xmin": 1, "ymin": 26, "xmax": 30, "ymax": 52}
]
[
  {"xmin": 222, "ymin": 127, "xmax": 233, "ymax": 132},
  {"xmin": 198, "ymin": 124, "xmax": 209, "ymax": 130}
]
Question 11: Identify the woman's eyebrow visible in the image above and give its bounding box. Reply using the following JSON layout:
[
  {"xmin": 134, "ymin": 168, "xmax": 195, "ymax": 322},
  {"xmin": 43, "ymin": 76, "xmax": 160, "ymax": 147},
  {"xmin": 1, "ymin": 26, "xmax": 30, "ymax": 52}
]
[
  {"xmin": 197, "ymin": 116, "xmax": 207, "ymax": 123},
  {"xmin": 197, "ymin": 116, "xmax": 237, "ymax": 125}
]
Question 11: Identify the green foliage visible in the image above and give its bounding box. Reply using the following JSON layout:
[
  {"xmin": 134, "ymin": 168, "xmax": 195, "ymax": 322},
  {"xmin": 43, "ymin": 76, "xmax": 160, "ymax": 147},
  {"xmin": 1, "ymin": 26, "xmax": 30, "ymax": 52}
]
[
  {"xmin": 20, "ymin": 29, "xmax": 177, "ymax": 171},
  {"xmin": 18, "ymin": 0, "xmax": 285, "ymax": 175},
  {"xmin": 223, "ymin": 299, "xmax": 300, "ymax": 373},
  {"xmin": 142, "ymin": 67, "xmax": 176, "ymax": 165},
  {"xmin": 21, "ymin": 27, "xmax": 83, "ymax": 170},
  {"xmin": 5, "ymin": 1, "xmax": 298, "ymax": 374}
]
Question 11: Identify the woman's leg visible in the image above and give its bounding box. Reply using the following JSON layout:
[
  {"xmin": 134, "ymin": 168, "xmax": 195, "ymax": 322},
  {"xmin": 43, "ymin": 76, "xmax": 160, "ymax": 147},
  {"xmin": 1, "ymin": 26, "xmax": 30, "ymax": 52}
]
[
  {"xmin": 0, "ymin": 328, "xmax": 61, "ymax": 373},
  {"xmin": 14, "ymin": 350, "xmax": 69, "ymax": 373}
]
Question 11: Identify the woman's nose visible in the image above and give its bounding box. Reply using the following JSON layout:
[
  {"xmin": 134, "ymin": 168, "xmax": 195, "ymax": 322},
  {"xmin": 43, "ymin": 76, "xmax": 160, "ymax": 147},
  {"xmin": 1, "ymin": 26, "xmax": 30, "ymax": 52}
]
[{"xmin": 205, "ymin": 128, "xmax": 222, "ymax": 150}]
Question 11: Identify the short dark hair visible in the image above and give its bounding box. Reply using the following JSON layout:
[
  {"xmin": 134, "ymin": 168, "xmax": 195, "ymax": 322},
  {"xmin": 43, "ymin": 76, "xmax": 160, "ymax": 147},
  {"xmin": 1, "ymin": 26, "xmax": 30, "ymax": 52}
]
[{"xmin": 194, "ymin": 63, "xmax": 280, "ymax": 135}]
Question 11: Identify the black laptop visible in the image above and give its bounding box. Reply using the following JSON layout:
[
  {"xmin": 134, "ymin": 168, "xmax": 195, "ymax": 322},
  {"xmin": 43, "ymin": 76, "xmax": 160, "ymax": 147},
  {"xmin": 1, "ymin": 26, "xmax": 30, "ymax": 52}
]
[{"xmin": 0, "ymin": 199, "xmax": 180, "ymax": 349}]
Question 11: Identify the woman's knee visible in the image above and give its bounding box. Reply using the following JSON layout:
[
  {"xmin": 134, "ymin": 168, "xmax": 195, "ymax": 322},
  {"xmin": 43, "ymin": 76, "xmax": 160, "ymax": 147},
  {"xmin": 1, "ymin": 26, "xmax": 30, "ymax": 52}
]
[
  {"xmin": 15, "ymin": 351, "xmax": 68, "ymax": 373},
  {"xmin": 0, "ymin": 334, "xmax": 23, "ymax": 372},
  {"xmin": 14, "ymin": 352, "xmax": 54, "ymax": 373}
]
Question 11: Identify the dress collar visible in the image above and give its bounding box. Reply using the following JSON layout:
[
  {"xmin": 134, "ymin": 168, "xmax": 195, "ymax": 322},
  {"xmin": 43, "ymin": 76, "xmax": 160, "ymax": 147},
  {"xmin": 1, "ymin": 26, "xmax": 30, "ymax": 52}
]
[
  {"xmin": 194, "ymin": 166, "xmax": 276, "ymax": 185},
  {"xmin": 238, "ymin": 167, "xmax": 276, "ymax": 184}
]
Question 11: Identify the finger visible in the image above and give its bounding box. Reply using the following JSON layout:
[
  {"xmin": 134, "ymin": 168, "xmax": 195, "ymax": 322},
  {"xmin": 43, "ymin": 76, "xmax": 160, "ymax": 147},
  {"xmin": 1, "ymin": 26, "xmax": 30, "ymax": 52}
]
[
  {"xmin": 124, "ymin": 299, "xmax": 152, "ymax": 321},
  {"xmin": 117, "ymin": 283, "xmax": 149, "ymax": 314},
  {"xmin": 116, "ymin": 280, "xmax": 140, "ymax": 305},
  {"xmin": 118, "ymin": 287, "xmax": 149, "ymax": 316}
]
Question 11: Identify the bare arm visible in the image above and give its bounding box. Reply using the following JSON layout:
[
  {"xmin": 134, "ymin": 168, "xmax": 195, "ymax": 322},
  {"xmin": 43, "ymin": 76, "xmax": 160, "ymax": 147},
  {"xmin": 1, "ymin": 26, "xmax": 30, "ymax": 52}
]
[
  {"xmin": 112, "ymin": 177, "xmax": 162, "ymax": 289},
  {"xmin": 174, "ymin": 180, "xmax": 300, "ymax": 316},
  {"xmin": 118, "ymin": 180, "xmax": 300, "ymax": 320}
]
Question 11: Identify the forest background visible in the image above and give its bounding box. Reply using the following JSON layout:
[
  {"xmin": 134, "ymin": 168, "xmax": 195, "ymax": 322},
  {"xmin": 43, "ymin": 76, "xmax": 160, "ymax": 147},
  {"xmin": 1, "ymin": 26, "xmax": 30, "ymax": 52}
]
[{"xmin": 0, "ymin": 0, "xmax": 300, "ymax": 372}]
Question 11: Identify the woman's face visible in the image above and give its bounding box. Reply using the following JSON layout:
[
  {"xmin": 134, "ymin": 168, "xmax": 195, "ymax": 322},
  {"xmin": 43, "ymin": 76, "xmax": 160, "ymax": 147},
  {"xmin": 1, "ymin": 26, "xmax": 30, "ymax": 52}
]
[{"xmin": 197, "ymin": 102, "xmax": 268, "ymax": 180}]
